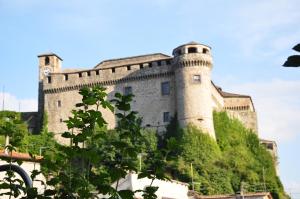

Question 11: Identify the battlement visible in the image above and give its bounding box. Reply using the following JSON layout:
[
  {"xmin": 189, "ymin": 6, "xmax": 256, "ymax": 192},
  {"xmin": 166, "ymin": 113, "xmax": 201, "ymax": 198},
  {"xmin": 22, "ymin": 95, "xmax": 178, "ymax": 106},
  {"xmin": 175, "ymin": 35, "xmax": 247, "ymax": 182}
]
[
  {"xmin": 43, "ymin": 55, "xmax": 173, "ymax": 92},
  {"xmin": 173, "ymin": 42, "xmax": 213, "ymax": 69}
]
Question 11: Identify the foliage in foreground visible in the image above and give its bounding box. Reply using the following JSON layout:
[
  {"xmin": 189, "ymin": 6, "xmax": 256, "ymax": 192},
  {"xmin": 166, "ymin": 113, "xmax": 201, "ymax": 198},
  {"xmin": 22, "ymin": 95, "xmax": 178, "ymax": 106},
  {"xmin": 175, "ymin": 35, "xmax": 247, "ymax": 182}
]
[{"xmin": 0, "ymin": 86, "xmax": 169, "ymax": 198}]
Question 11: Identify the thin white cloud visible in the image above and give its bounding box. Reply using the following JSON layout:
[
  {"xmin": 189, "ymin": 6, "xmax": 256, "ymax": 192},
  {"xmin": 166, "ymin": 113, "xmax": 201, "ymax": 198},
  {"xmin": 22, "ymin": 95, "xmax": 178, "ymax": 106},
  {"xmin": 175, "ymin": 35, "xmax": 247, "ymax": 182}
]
[
  {"xmin": 230, "ymin": 0, "xmax": 300, "ymax": 57},
  {"xmin": 0, "ymin": 92, "xmax": 37, "ymax": 112},
  {"xmin": 221, "ymin": 79, "xmax": 300, "ymax": 143},
  {"xmin": 284, "ymin": 180, "xmax": 300, "ymax": 198}
]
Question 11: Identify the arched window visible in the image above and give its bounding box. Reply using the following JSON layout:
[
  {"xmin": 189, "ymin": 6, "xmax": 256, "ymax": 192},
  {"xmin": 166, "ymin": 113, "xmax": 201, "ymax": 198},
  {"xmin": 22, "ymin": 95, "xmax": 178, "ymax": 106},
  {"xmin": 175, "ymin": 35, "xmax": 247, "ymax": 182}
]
[
  {"xmin": 45, "ymin": 56, "xmax": 50, "ymax": 65},
  {"xmin": 188, "ymin": 47, "xmax": 197, "ymax": 53}
]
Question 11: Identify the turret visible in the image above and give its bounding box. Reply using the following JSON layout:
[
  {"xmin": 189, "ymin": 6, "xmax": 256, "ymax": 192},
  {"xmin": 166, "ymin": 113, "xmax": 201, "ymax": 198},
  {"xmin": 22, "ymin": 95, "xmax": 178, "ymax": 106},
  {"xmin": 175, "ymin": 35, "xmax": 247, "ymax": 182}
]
[{"xmin": 173, "ymin": 42, "xmax": 215, "ymax": 139}]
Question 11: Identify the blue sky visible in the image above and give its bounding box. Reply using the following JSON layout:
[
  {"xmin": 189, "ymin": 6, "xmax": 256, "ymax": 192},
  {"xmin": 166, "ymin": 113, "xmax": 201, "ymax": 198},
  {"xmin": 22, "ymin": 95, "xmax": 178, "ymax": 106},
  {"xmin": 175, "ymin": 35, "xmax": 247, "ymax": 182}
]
[{"xmin": 0, "ymin": 0, "xmax": 300, "ymax": 196}]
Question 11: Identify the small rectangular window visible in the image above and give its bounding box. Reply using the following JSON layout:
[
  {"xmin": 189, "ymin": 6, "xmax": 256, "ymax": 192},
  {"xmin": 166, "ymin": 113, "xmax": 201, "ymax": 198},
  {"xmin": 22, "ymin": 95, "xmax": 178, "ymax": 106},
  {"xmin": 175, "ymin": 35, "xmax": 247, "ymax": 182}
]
[
  {"xmin": 96, "ymin": 70, "xmax": 100, "ymax": 75},
  {"xmin": 124, "ymin": 86, "xmax": 132, "ymax": 96},
  {"xmin": 139, "ymin": 64, "xmax": 143, "ymax": 69},
  {"xmin": 87, "ymin": 71, "xmax": 91, "ymax": 76},
  {"xmin": 64, "ymin": 74, "xmax": 68, "ymax": 81},
  {"xmin": 78, "ymin": 72, "xmax": 82, "ymax": 78},
  {"xmin": 157, "ymin": 61, "xmax": 162, "ymax": 66},
  {"xmin": 188, "ymin": 47, "xmax": 197, "ymax": 53},
  {"xmin": 193, "ymin": 75, "xmax": 201, "ymax": 82},
  {"xmin": 202, "ymin": 48, "xmax": 208, "ymax": 54},
  {"xmin": 127, "ymin": 65, "xmax": 131, "ymax": 71},
  {"xmin": 57, "ymin": 100, "xmax": 61, "ymax": 107},
  {"xmin": 267, "ymin": 144, "xmax": 274, "ymax": 150},
  {"xmin": 47, "ymin": 76, "xmax": 51, "ymax": 83},
  {"xmin": 148, "ymin": 62, "xmax": 152, "ymax": 68},
  {"xmin": 163, "ymin": 112, "xmax": 170, "ymax": 123},
  {"xmin": 112, "ymin": 68, "xmax": 115, "ymax": 73},
  {"xmin": 161, "ymin": 81, "xmax": 170, "ymax": 95},
  {"xmin": 166, "ymin": 60, "xmax": 171, "ymax": 65}
]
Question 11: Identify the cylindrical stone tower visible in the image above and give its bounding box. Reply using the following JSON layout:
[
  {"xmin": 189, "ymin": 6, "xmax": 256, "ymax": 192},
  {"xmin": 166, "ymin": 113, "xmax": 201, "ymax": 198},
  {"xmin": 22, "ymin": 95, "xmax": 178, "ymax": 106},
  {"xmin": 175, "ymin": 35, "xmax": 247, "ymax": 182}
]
[{"xmin": 173, "ymin": 42, "xmax": 215, "ymax": 139}]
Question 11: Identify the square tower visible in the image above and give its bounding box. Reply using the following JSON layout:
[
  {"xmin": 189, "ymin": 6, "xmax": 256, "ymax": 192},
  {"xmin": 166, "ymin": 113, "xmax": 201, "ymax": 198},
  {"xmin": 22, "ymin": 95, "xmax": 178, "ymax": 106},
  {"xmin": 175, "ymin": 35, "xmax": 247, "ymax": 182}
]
[{"xmin": 37, "ymin": 53, "xmax": 63, "ymax": 133}]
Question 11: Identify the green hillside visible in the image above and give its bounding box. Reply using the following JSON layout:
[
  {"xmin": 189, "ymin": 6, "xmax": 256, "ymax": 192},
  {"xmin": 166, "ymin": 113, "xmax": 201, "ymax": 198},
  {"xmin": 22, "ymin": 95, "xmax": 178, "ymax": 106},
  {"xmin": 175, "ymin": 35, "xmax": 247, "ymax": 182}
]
[{"xmin": 157, "ymin": 111, "xmax": 288, "ymax": 199}]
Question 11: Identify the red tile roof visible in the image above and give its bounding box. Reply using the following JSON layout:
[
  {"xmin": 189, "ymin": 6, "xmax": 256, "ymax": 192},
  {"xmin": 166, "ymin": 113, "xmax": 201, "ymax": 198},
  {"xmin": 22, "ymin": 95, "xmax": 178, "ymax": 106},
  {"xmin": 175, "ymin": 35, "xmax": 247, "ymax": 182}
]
[
  {"xmin": 188, "ymin": 191, "xmax": 273, "ymax": 199},
  {"xmin": 0, "ymin": 149, "xmax": 43, "ymax": 162}
]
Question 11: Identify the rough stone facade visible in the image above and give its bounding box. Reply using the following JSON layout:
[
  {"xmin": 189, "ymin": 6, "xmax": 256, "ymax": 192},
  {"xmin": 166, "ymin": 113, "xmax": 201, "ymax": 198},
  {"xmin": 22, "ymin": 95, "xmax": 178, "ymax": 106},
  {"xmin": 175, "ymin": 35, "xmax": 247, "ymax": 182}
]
[
  {"xmin": 36, "ymin": 42, "xmax": 258, "ymax": 143},
  {"xmin": 260, "ymin": 139, "xmax": 279, "ymax": 174}
]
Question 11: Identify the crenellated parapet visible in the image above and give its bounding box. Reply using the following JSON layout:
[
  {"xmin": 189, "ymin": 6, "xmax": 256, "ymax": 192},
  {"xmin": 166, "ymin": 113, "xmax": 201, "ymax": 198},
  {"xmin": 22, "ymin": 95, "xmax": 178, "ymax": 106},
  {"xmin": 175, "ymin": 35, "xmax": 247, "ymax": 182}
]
[
  {"xmin": 176, "ymin": 59, "xmax": 212, "ymax": 68},
  {"xmin": 173, "ymin": 42, "xmax": 213, "ymax": 69},
  {"xmin": 42, "ymin": 56, "xmax": 173, "ymax": 92},
  {"xmin": 43, "ymin": 71, "xmax": 174, "ymax": 94}
]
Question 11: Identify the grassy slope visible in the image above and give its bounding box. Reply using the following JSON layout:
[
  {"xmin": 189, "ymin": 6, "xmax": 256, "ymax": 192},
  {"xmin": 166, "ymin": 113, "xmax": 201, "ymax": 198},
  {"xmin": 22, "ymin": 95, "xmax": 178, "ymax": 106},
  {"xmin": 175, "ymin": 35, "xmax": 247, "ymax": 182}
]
[{"xmin": 162, "ymin": 111, "xmax": 288, "ymax": 199}]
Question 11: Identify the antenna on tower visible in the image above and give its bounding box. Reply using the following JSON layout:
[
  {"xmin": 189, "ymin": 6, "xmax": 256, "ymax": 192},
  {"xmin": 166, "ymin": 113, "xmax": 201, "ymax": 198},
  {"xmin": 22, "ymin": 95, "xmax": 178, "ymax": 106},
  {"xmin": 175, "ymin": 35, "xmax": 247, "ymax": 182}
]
[
  {"xmin": 191, "ymin": 163, "xmax": 194, "ymax": 191},
  {"xmin": 263, "ymin": 167, "xmax": 267, "ymax": 192}
]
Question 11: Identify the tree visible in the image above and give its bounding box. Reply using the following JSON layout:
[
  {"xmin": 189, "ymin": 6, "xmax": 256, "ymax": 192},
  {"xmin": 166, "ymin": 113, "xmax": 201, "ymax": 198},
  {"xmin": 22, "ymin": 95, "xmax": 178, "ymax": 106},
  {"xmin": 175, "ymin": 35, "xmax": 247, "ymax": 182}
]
[
  {"xmin": 0, "ymin": 86, "xmax": 169, "ymax": 198},
  {"xmin": 283, "ymin": 43, "xmax": 300, "ymax": 67},
  {"xmin": 0, "ymin": 111, "xmax": 28, "ymax": 147}
]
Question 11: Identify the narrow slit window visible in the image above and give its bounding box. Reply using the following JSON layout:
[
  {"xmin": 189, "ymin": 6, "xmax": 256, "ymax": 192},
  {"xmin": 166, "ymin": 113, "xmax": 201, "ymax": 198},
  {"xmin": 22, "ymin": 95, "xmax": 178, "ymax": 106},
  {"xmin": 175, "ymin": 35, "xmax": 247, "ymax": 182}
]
[
  {"xmin": 47, "ymin": 76, "xmax": 51, "ymax": 83},
  {"xmin": 45, "ymin": 56, "xmax": 50, "ymax": 65},
  {"xmin": 112, "ymin": 68, "xmax": 115, "ymax": 73},
  {"xmin": 64, "ymin": 74, "xmax": 68, "ymax": 81},
  {"xmin": 161, "ymin": 81, "xmax": 170, "ymax": 95},
  {"xmin": 124, "ymin": 86, "xmax": 132, "ymax": 96},
  {"xmin": 163, "ymin": 112, "xmax": 170, "ymax": 123},
  {"xmin": 57, "ymin": 100, "xmax": 61, "ymax": 107}
]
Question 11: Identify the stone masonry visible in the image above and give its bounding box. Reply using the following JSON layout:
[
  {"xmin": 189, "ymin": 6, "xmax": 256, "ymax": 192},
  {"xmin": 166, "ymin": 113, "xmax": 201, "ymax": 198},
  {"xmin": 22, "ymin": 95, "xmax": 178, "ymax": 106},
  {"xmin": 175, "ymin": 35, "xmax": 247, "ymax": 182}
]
[{"xmin": 36, "ymin": 42, "xmax": 258, "ymax": 144}]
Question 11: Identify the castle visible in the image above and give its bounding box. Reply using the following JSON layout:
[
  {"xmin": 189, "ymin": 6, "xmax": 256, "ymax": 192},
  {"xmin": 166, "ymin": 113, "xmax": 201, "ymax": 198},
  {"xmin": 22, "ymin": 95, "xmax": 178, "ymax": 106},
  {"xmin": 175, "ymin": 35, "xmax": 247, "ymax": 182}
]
[{"xmin": 33, "ymin": 41, "xmax": 259, "ymax": 144}]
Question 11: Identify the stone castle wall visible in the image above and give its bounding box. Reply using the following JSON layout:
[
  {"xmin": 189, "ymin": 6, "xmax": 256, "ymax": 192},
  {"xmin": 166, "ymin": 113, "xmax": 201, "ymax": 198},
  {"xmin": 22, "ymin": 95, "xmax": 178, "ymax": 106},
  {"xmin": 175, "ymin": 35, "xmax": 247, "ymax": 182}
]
[
  {"xmin": 38, "ymin": 42, "xmax": 259, "ymax": 143},
  {"xmin": 43, "ymin": 58, "xmax": 176, "ymax": 143},
  {"xmin": 224, "ymin": 97, "xmax": 258, "ymax": 132}
]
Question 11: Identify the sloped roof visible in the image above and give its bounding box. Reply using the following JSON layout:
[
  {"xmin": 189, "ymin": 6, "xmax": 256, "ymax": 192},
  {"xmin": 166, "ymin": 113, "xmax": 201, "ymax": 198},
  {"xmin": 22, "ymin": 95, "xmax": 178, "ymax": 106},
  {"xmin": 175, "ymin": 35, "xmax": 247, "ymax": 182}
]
[
  {"xmin": 211, "ymin": 82, "xmax": 255, "ymax": 111},
  {"xmin": 260, "ymin": 139, "xmax": 277, "ymax": 147},
  {"xmin": 219, "ymin": 90, "xmax": 250, "ymax": 98},
  {"xmin": 94, "ymin": 53, "xmax": 171, "ymax": 69},
  {"xmin": 37, "ymin": 52, "xmax": 63, "ymax": 61},
  {"xmin": 212, "ymin": 82, "xmax": 250, "ymax": 98},
  {"xmin": 173, "ymin": 41, "xmax": 212, "ymax": 51}
]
